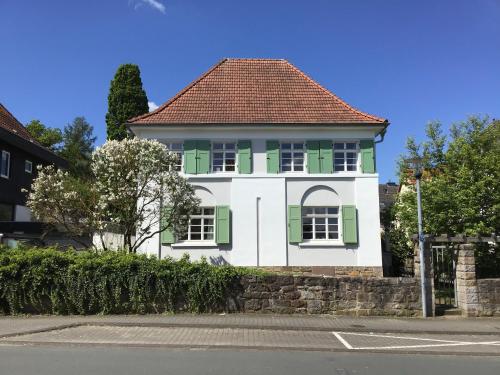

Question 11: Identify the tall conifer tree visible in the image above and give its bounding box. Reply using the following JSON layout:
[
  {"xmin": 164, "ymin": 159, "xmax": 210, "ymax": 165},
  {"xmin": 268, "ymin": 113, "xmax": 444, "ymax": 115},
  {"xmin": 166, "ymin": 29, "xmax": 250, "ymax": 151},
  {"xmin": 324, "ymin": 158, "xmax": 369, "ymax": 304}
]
[{"xmin": 106, "ymin": 64, "xmax": 149, "ymax": 140}]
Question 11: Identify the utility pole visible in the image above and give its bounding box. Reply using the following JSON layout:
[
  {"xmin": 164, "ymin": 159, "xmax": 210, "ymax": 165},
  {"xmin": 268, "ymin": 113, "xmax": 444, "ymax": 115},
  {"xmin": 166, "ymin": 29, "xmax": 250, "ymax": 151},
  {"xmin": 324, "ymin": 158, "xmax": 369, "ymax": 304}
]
[{"xmin": 415, "ymin": 171, "xmax": 427, "ymax": 318}]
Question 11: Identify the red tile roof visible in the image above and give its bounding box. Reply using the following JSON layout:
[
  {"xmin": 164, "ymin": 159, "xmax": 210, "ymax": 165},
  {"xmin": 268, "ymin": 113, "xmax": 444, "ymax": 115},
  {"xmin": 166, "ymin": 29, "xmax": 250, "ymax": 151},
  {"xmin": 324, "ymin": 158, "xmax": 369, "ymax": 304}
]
[
  {"xmin": 0, "ymin": 103, "xmax": 40, "ymax": 144},
  {"xmin": 129, "ymin": 58, "xmax": 388, "ymax": 125}
]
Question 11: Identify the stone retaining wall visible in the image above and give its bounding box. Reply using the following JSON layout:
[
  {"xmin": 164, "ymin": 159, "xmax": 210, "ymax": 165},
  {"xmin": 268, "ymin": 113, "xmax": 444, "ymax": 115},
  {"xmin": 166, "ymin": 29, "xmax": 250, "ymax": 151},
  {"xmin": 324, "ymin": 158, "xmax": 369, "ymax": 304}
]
[
  {"xmin": 237, "ymin": 275, "xmax": 421, "ymax": 317},
  {"xmin": 256, "ymin": 266, "xmax": 383, "ymax": 278},
  {"xmin": 477, "ymin": 279, "xmax": 500, "ymax": 316}
]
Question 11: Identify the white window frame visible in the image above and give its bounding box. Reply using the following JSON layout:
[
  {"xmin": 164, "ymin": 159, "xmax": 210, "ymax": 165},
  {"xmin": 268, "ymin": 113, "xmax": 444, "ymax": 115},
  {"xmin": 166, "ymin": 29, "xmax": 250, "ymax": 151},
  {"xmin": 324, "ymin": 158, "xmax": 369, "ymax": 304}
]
[
  {"xmin": 1, "ymin": 151, "xmax": 10, "ymax": 179},
  {"xmin": 165, "ymin": 142, "xmax": 183, "ymax": 172},
  {"xmin": 302, "ymin": 207, "xmax": 340, "ymax": 241},
  {"xmin": 181, "ymin": 207, "xmax": 215, "ymax": 241},
  {"xmin": 25, "ymin": 160, "xmax": 33, "ymax": 174},
  {"xmin": 212, "ymin": 142, "xmax": 237, "ymax": 173},
  {"xmin": 280, "ymin": 141, "xmax": 305, "ymax": 172},
  {"xmin": 333, "ymin": 141, "xmax": 359, "ymax": 172}
]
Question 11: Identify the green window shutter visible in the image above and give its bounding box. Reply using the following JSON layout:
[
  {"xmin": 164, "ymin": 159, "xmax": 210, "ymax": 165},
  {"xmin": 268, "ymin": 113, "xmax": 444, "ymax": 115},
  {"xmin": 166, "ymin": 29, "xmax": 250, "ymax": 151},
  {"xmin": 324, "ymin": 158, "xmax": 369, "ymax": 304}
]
[
  {"xmin": 342, "ymin": 205, "xmax": 358, "ymax": 244},
  {"xmin": 160, "ymin": 207, "xmax": 175, "ymax": 244},
  {"xmin": 215, "ymin": 205, "xmax": 230, "ymax": 244},
  {"xmin": 306, "ymin": 141, "xmax": 320, "ymax": 173},
  {"xmin": 319, "ymin": 140, "xmax": 333, "ymax": 173},
  {"xmin": 266, "ymin": 140, "xmax": 280, "ymax": 173},
  {"xmin": 360, "ymin": 140, "xmax": 375, "ymax": 173},
  {"xmin": 237, "ymin": 140, "xmax": 252, "ymax": 174},
  {"xmin": 288, "ymin": 205, "xmax": 302, "ymax": 243},
  {"xmin": 196, "ymin": 140, "xmax": 211, "ymax": 174},
  {"xmin": 184, "ymin": 140, "xmax": 197, "ymax": 174}
]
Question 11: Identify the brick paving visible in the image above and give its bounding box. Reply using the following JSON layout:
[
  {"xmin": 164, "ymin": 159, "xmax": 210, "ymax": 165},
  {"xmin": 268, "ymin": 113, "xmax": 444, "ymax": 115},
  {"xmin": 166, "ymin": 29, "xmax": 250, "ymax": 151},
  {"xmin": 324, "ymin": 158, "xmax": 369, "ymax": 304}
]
[
  {"xmin": 2, "ymin": 325, "xmax": 500, "ymax": 355},
  {"xmin": 1, "ymin": 314, "xmax": 500, "ymax": 339}
]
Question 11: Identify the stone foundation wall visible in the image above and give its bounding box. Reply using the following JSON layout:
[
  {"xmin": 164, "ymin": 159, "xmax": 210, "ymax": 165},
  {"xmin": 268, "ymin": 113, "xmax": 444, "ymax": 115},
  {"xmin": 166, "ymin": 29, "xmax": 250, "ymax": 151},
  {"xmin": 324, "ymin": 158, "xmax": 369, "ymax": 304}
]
[
  {"xmin": 256, "ymin": 266, "xmax": 383, "ymax": 278},
  {"xmin": 476, "ymin": 279, "xmax": 500, "ymax": 316},
  {"xmin": 237, "ymin": 275, "xmax": 421, "ymax": 317}
]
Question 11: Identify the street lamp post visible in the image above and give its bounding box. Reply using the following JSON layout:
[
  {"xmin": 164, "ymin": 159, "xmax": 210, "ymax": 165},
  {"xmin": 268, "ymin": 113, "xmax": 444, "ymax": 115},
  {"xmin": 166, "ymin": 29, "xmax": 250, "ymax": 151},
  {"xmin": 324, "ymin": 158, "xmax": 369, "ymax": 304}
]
[{"xmin": 412, "ymin": 159, "xmax": 428, "ymax": 318}]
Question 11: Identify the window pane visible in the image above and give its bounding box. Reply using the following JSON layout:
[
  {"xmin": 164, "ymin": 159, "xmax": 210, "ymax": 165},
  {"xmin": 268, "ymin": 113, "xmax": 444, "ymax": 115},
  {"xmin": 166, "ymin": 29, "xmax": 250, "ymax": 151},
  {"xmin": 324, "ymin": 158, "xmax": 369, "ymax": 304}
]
[
  {"xmin": 293, "ymin": 143, "xmax": 303, "ymax": 149},
  {"xmin": 204, "ymin": 225, "xmax": 214, "ymax": 233},
  {"xmin": 293, "ymin": 152, "xmax": 303, "ymax": 158},
  {"xmin": 204, "ymin": 233, "xmax": 214, "ymax": 240},
  {"xmin": 328, "ymin": 225, "xmax": 338, "ymax": 232},
  {"xmin": 303, "ymin": 208, "xmax": 313, "ymax": 216},
  {"xmin": 303, "ymin": 232, "xmax": 313, "ymax": 240},
  {"xmin": 281, "ymin": 143, "xmax": 291, "ymax": 149},
  {"xmin": 347, "ymin": 165, "xmax": 356, "ymax": 171},
  {"xmin": 294, "ymin": 164, "xmax": 304, "ymax": 171},
  {"xmin": 327, "ymin": 208, "xmax": 338, "ymax": 215},
  {"xmin": 226, "ymin": 165, "xmax": 235, "ymax": 171},
  {"xmin": 191, "ymin": 218, "xmax": 201, "ymax": 225},
  {"xmin": 282, "ymin": 152, "xmax": 291, "ymax": 159},
  {"xmin": 203, "ymin": 208, "xmax": 214, "ymax": 216},
  {"xmin": 316, "ymin": 232, "xmax": 326, "ymax": 239},
  {"xmin": 225, "ymin": 143, "xmax": 235, "ymax": 150},
  {"xmin": 329, "ymin": 232, "xmax": 339, "ymax": 240},
  {"xmin": 191, "ymin": 233, "xmax": 201, "ymax": 240},
  {"xmin": 213, "ymin": 143, "xmax": 223, "ymax": 150},
  {"xmin": 334, "ymin": 143, "xmax": 344, "ymax": 150},
  {"xmin": 282, "ymin": 165, "xmax": 291, "ymax": 172},
  {"xmin": 214, "ymin": 152, "xmax": 223, "ymax": 159},
  {"xmin": 315, "ymin": 208, "xmax": 326, "ymax": 215},
  {"xmin": 303, "ymin": 224, "xmax": 313, "ymax": 233},
  {"xmin": 346, "ymin": 143, "xmax": 357, "ymax": 150}
]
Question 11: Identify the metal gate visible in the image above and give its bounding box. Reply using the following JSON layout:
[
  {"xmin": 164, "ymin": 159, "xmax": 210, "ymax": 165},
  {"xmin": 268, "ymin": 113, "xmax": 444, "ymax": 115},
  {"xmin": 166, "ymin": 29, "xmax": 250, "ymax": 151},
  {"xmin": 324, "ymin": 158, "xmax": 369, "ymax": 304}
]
[{"xmin": 431, "ymin": 245, "xmax": 457, "ymax": 308}]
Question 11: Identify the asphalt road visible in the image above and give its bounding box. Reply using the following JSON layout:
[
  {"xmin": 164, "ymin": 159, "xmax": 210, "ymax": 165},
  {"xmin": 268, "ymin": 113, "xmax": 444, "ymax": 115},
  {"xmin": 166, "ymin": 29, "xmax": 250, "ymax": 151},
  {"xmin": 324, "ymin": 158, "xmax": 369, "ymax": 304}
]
[{"xmin": 0, "ymin": 346, "xmax": 499, "ymax": 375}]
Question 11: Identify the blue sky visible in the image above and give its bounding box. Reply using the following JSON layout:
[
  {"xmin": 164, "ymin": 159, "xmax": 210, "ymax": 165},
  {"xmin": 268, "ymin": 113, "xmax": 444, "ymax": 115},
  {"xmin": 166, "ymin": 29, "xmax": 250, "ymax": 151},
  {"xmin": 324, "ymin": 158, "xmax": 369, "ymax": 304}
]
[{"xmin": 1, "ymin": 0, "xmax": 499, "ymax": 182}]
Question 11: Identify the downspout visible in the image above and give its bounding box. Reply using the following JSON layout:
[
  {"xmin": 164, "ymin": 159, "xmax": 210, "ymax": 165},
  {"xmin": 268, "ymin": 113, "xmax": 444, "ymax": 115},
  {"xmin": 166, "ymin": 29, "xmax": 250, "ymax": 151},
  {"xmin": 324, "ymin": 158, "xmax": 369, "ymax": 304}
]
[{"xmin": 374, "ymin": 121, "xmax": 389, "ymax": 144}]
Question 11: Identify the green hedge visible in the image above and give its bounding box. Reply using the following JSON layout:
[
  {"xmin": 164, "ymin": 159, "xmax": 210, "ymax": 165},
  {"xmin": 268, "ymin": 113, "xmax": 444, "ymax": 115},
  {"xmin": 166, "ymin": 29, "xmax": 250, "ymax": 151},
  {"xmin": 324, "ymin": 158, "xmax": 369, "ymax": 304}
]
[{"xmin": 0, "ymin": 247, "xmax": 253, "ymax": 315}]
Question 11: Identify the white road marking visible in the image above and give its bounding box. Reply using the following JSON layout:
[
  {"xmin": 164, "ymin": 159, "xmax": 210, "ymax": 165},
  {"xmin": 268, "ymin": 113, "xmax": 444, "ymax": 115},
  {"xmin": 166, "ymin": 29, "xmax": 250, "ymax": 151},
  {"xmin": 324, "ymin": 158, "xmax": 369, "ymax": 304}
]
[
  {"xmin": 331, "ymin": 331, "xmax": 500, "ymax": 351},
  {"xmin": 332, "ymin": 332, "xmax": 353, "ymax": 349}
]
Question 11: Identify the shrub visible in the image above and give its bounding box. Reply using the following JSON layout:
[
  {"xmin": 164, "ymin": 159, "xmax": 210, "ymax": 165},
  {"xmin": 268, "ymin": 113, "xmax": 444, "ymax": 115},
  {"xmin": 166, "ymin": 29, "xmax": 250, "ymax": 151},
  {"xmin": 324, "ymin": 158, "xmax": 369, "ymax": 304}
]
[{"xmin": 0, "ymin": 247, "xmax": 253, "ymax": 315}]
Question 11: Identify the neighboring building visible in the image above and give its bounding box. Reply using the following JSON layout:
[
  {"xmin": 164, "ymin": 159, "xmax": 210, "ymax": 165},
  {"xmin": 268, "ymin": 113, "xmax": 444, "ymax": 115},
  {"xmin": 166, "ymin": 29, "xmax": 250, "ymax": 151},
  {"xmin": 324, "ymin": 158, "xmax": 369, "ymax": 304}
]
[
  {"xmin": 379, "ymin": 182, "xmax": 399, "ymax": 213},
  {"xmin": 128, "ymin": 58, "xmax": 389, "ymax": 269},
  {"xmin": 0, "ymin": 103, "xmax": 66, "ymax": 222}
]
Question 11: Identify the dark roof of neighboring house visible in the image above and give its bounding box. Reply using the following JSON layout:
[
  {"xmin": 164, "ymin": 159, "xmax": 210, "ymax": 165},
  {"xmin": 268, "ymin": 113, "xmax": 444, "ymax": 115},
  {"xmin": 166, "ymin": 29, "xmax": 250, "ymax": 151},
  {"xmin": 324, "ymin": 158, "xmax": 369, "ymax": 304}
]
[
  {"xmin": 128, "ymin": 58, "xmax": 388, "ymax": 126},
  {"xmin": 0, "ymin": 103, "xmax": 67, "ymax": 166},
  {"xmin": 379, "ymin": 182, "xmax": 400, "ymax": 210},
  {"xmin": 0, "ymin": 103, "xmax": 41, "ymax": 145}
]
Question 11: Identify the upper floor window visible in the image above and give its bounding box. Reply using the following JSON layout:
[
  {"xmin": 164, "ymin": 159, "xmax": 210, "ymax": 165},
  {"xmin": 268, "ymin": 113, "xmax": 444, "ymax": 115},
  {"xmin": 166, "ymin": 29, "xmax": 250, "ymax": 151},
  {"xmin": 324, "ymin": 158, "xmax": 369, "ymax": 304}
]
[
  {"xmin": 180, "ymin": 207, "xmax": 215, "ymax": 241},
  {"xmin": 212, "ymin": 142, "xmax": 236, "ymax": 172},
  {"xmin": 334, "ymin": 142, "xmax": 358, "ymax": 172},
  {"xmin": 1, "ymin": 151, "xmax": 10, "ymax": 178},
  {"xmin": 302, "ymin": 207, "xmax": 339, "ymax": 240},
  {"xmin": 166, "ymin": 143, "xmax": 183, "ymax": 171},
  {"xmin": 25, "ymin": 160, "xmax": 33, "ymax": 174},
  {"xmin": 281, "ymin": 142, "xmax": 304, "ymax": 172}
]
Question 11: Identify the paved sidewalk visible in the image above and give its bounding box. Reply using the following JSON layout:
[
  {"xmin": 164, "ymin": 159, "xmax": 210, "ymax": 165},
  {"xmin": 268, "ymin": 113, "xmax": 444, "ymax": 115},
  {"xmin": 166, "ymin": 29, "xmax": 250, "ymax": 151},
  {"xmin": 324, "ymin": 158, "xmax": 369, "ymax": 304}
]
[{"xmin": 1, "ymin": 313, "xmax": 500, "ymax": 338}]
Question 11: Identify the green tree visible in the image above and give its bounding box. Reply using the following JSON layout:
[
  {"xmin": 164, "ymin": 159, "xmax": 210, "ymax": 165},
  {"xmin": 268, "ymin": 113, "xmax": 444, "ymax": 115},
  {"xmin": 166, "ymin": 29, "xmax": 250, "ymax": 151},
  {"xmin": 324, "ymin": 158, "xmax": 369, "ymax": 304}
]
[
  {"xmin": 395, "ymin": 116, "xmax": 500, "ymax": 237},
  {"xmin": 25, "ymin": 120, "xmax": 63, "ymax": 151},
  {"xmin": 59, "ymin": 117, "xmax": 96, "ymax": 179},
  {"xmin": 105, "ymin": 64, "xmax": 149, "ymax": 141}
]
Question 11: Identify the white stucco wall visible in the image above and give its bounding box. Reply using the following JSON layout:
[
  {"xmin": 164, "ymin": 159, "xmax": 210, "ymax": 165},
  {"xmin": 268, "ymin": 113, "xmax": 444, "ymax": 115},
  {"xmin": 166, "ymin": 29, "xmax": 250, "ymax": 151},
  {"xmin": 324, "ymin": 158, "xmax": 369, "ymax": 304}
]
[
  {"xmin": 14, "ymin": 205, "xmax": 31, "ymax": 222},
  {"xmin": 133, "ymin": 125, "xmax": 384, "ymax": 267}
]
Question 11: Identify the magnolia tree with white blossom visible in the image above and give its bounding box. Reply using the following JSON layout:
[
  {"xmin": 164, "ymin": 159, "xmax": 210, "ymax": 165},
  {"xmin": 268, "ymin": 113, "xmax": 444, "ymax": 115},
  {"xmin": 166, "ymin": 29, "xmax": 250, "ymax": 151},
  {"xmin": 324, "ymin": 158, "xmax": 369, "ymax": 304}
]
[{"xmin": 27, "ymin": 138, "xmax": 199, "ymax": 253}]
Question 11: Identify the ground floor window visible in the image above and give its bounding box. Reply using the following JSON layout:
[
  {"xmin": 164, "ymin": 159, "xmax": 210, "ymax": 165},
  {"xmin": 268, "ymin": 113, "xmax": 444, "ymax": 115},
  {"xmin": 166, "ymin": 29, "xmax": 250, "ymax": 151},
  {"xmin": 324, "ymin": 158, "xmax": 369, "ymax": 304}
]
[
  {"xmin": 181, "ymin": 207, "xmax": 215, "ymax": 241},
  {"xmin": 0, "ymin": 203, "xmax": 13, "ymax": 221},
  {"xmin": 302, "ymin": 207, "xmax": 339, "ymax": 240}
]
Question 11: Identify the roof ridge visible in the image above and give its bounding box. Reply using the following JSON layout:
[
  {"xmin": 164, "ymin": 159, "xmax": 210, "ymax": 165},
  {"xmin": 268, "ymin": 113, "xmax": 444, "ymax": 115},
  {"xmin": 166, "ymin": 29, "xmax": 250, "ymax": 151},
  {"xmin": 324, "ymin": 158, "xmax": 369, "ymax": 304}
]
[
  {"xmin": 283, "ymin": 61, "xmax": 386, "ymax": 123},
  {"xmin": 129, "ymin": 59, "xmax": 229, "ymax": 123}
]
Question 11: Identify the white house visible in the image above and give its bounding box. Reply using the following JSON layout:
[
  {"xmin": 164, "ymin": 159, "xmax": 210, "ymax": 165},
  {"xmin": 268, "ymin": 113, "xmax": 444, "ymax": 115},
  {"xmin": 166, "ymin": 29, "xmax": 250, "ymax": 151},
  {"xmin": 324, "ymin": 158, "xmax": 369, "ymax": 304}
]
[{"xmin": 128, "ymin": 58, "xmax": 389, "ymax": 272}]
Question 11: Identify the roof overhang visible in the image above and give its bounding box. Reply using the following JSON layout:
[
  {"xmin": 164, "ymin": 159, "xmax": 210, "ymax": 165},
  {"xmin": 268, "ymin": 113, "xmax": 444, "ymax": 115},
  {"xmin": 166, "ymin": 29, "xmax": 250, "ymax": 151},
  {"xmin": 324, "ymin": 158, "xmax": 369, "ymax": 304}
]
[{"xmin": 0, "ymin": 127, "xmax": 68, "ymax": 167}]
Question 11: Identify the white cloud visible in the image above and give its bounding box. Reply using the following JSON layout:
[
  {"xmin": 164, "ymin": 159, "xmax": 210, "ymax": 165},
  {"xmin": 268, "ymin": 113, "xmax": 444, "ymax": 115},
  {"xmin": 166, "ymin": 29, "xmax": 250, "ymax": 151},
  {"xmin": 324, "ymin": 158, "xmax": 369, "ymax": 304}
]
[
  {"xmin": 135, "ymin": 0, "xmax": 166, "ymax": 14},
  {"xmin": 148, "ymin": 101, "xmax": 159, "ymax": 112}
]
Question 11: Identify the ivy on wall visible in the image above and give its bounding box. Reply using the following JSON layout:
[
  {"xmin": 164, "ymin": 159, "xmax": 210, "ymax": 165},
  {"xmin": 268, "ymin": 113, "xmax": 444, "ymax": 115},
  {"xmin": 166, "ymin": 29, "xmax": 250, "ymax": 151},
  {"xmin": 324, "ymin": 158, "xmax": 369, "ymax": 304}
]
[{"xmin": 0, "ymin": 247, "xmax": 256, "ymax": 315}]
